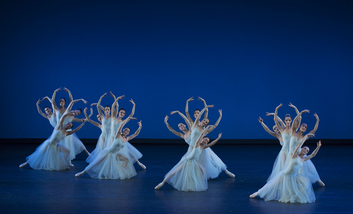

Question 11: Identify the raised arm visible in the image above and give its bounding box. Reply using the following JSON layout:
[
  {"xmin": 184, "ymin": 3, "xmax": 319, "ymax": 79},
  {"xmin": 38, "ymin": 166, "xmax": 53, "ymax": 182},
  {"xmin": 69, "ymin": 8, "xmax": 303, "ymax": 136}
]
[
  {"xmin": 258, "ymin": 117, "xmax": 277, "ymax": 138},
  {"xmin": 36, "ymin": 99, "xmax": 48, "ymax": 119},
  {"xmin": 126, "ymin": 98, "xmax": 135, "ymax": 119},
  {"xmin": 51, "ymin": 87, "xmax": 61, "ymax": 111},
  {"xmin": 303, "ymin": 140, "xmax": 322, "ymax": 161},
  {"xmin": 185, "ymin": 97, "xmax": 194, "ymax": 124},
  {"xmin": 274, "ymin": 104, "xmax": 284, "ymax": 133},
  {"xmin": 164, "ymin": 115, "xmax": 185, "ymax": 139},
  {"xmin": 66, "ymin": 120, "xmax": 86, "ymax": 136},
  {"xmin": 170, "ymin": 110, "xmax": 192, "ymax": 131},
  {"xmin": 289, "ymin": 103, "xmax": 304, "ymax": 130},
  {"xmin": 63, "ymin": 87, "xmax": 73, "ymax": 103},
  {"xmin": 111, "ymin": 95, "xmax": 124, "ymax": 118},
  {"xmin": 194, "ymin": 127, "xmax": 210, "ymax": 148},
  {"xmin": 198, "ymin": 97, "xmax": 209, "ymax": 119},
  {"xmin": 291, "ymin": 109, "xmax": 310, "ymax": 134},
  {"xmin": 203, "ymin": 133, "xmax": 222, "ymax": 149},
  {"xmin": 84, "ymin": 108, "xmax": 101, "ymax": 128},
  {"xmin": 126, "ymin": 121, "xmax": 142, "ymax": 141},
  {"xmin": 204, "ymin": 109, "xmax": 222, "ymax": 135},
  {"xmin": 88, "ymin": 107, "xmax": 93, "ymax": 118},
  {"xmin": 308, "ymin": 113, "xmax": 319, "ymax": 136},
  {"xmin": 266, "ymin": 112, "xmax": 285, "ymax": 129},
  {"xmin": 66, "ymin": 99, "xmax": 87, "ymax": 113},
  {"xmin": 115, "ymin": 117, "xmax": 132, "ymax": 139},
  {"xmin": 57, "ymin": 111, "xmax": 74, "ymax": 130},
  {"xmin": 97, "ymin": 93, "xmax": 107, "ymax": 117},
  {"xmin": 91, "ymin": 103, "xmax": 104, "ymax": 111},
  {"xmin": 291, "ymin": 133, "xmax": 313, "ymax": 158}
]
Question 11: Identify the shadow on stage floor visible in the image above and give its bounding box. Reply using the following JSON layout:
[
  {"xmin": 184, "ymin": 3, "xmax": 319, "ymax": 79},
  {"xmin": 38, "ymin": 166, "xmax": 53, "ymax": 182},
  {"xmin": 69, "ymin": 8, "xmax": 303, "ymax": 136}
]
[{"xmin": 1, "ymin": 142, "xmax": 353, "ymax": 214}]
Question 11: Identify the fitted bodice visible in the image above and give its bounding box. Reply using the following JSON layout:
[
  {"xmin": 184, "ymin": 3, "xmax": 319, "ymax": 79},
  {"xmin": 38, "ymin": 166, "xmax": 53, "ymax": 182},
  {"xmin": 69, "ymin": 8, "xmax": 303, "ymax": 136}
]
[
  {"xmin": 110, "ymin": 120, "xmax": 122, "ymax": 138},
  {"xmin": 102, "ymin": 117, "xmax": 111, "ymax": 135},
  {"xmin": 185, "ymin": 135, "xmax": 191, "ymax": 145},
  {"xmin": 107, "ymin": 137, "xmax": 125, "ymax": 153},
  {"xmin": 281, "ymin": 132, "xmax": 291, "ymax": 153},
  {"xmin": 49, "ymin": 129, "xmax": 66, "ymax": 145},
  {"xmin": 49, "ymin": 114, "xmax": 57, "ymax": 128},
  {"xmin": 189, "ymin": 128, "xmax": 202, "ymax": 148},
  {"xmin": 284, "ymin": 157, "xmax": 303, "ymax": 176},
  {"xmin": 185, "ymin": 146, "xmax": 202, "ymax": 161},
  {"xmin": 289, "ymin": 136, "xmax": 302, "ymax": 155},
  {"xmin": 55, "ymin": 111, "xmax": 72, "ymax": 127}
]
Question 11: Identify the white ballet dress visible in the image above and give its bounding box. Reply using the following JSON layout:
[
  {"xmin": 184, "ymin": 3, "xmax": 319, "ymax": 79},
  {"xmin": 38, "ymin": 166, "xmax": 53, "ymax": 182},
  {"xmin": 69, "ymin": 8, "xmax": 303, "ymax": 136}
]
[
  {"xmin": 165, "ymin": 146, "xmax": 208, "ymax": 191},
  {"xmin": 56, "ymin": 111, "xmax": 87, "ymax": 160},
  {"xmin": 26, "ymin": 129, "xmax": 71, "ymax": 171},
  {"xmin": 84, "ymin": 137, "xmax": 137, "ymax": 179},
  {"xmin": 49, "ymin": 114, "xmax": 57, "ymax": 128},
  {"xmin": 257, "ymin": 156, "xmax": 316, "ymax": 203},
  {"xmin": 267, "ymin": 132, "xmax": 291, "ymax": 182}
]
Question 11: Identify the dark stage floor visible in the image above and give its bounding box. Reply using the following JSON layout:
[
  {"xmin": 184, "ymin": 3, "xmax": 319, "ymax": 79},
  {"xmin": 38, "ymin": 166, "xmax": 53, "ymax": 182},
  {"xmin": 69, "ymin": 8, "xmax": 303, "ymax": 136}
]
[{"xmin": 1, "ymin": 143, "xmax": 353, "ymax": 214}]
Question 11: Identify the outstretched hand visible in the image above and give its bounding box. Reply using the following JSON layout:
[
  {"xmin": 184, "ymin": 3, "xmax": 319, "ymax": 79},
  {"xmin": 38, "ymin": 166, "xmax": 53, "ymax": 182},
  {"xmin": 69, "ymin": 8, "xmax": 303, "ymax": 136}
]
[
  {"xmin": 164, "ymin": 115, "xmax": 169, "ymax": 122},
  {"xmin": 314, "ymin": 113, "xmax": 319, "ymax": 119},
  {"xmin": 82, "ymin": 99, "xmax": 88, "ymax": 104},
  {"xmin": 276, "ymin": 103, "xmax": 283, "ymax": 109},
  {"xmin": 288, "ymin": 102, "xmax": 296, "ymax": 108},
  {"xmin": 307, "ymin": 133, "xmax": 315, "ymax": 138},
  {"xmin": 258, "ymin": 117, "xmax": 263, "ymax": 123},
  {"xmin": 301, "ymin": 109, "xmax": 310, "ymax": 114},
  {"xmin": 84, "ymin": 107, "xmax": 88, "ymax": 113},
  {"xmin": 266, "ymin": 112, "xmax": 274, "ymax": 116},
  {"xmin": 101, "ymin": 92, "xmax": 107, "ymax": 98},
  {"xmin": 187, "ymin": 97, "xmax": 194, "ymax": 102},
  {"xmin": 218, "ymin": 109, "xmax": 222, "ymax": 115},
  {"xmin": 117, "ymin": 95, "xmax": 125, "ymax": 100},
  {"xmin": 138, "ymin": 120, "xmax": 142, "ymax": 126},
  {"xmin": 218, "ymin": 133, "xmax": 222, "ymax": 138},
  {"xmin": 63, "ymin": 87, "xmax": 70, "ymax": 92},
  {"xmin": 55, "ymin": 87, "xmax": 62, "ymax": 92},
  {"xmin": 170, "ymin": 111, "xmax": 178, "ymax": 115},
  {"xmin": 198, "ymin": 97, "xmax": 205, "ymax": 102},
  {"xmin": 317, "ymin": 140, "xmax": 322, "ymax": 147},
  {"xmin": 129, "ymin": 98, "xmax": 135, "ymax": 104},
  {"xmin": 37, "ymin": 99, "xmax": 41, "ymax": 104}
]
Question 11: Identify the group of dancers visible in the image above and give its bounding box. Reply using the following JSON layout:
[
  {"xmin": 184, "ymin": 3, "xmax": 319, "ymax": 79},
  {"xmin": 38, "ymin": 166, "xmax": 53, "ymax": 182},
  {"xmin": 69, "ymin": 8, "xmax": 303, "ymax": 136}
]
[
  {"xmin": 19, "ymin": 88, "xmax": 324, "ymax": 203},
  {"xmin": 250, "ymin": 103, "xmax": 324, "ymax": 203}
]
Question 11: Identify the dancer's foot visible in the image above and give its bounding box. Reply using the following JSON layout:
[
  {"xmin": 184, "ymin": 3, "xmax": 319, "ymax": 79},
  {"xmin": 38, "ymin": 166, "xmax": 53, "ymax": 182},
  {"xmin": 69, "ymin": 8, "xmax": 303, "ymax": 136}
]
[
  {"xmin": 70, "ymin": 161, "xmax": 74, "ymax": 167},
  {"xmin": 250, "ymin": 192, "xmax": 258, "ymax": 198},
  {"xmin": 137, "ymin": 161, "xmax": 146, "ymax": 170},
  {"xmin": 75, "ymin": 171, "xmax": 86, "ymax": 177},
  {"xmin": 19, "ymin": 162, "xmax": 28, "ymax": 168},
  {"xmin": 318, "ymin": 180, "xmax": 325, "ymax": 187},
  {"xmin": 225, "ymin": 170, "xmax": 235, "ymax": 178},
  {"xmin": 155, "ymin": 182, "xmax": 164, "ymax": 190}
]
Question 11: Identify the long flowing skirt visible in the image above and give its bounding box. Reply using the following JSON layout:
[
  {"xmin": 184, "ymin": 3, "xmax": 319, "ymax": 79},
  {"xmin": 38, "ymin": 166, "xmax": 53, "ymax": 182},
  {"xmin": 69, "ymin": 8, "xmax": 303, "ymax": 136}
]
[
  {"xmin": 198, "ymin": 148, "xmax": 227, "ymax": 179},
  {"xmin": 86, "ymin": 134, "xmax": 105, "ymax": 164},
  {"xmin": 267, "ymin": 149, "xmax": 288, "ymax": 182},
  {"xmin": 299, "ymin": 159, "xmax": 321, "ymax": 183},
  {"xmin": 59, "ymin": 133, "xmax": 86, "ymax": 160},
  {"xmin": 258, "ymin": 171, "xmax": 315, "ymax": 203},
  {"xmin": 26, "ymin": 140, "xmax": 70, "ymax": 171}
]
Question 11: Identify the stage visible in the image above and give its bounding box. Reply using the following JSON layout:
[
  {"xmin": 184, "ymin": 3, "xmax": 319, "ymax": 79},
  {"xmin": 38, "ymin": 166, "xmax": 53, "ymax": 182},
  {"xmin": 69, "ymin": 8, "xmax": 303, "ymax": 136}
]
[{"xmin": 1, "ymin": 142, "xmax": 352, "ymax": 214}]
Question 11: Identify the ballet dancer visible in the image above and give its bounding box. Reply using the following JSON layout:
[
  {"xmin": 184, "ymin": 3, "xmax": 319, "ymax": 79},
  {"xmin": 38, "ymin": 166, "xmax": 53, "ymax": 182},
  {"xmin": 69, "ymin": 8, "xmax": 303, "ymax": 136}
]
[
  {"xmin": 51, "ymin": 87, "xmax": 90, "ymax": 159},
  {"xmin": 75, "ymin": 119, "xmax": 142, "ymax": 179},
  {"xmin": 185, "ymin": 96, "xmax": 209, "ymax": 127},
  {"xmin": 19, "ymin": 106, "xmax": 86, "ymax": 170},
  {"xmin": 249, "ymin": 136, "xmax": 320, "ymax": 204},
  {"xmin": 155, "ymin": 126, "xmax": 222, "ymax": 191},
  {"xmin": 36, "ymin": 97, "xmax": 57, "ymax": 128}
]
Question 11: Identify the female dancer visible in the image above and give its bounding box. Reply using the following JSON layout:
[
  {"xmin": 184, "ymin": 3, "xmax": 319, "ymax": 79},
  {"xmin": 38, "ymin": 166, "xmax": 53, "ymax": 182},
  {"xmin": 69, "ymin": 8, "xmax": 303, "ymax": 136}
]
[
  {"xmin": 75, "ymin": 119, "xmax": 142, "ymax": 179},
  {"xmin": 36, "ymin": 97, "xmax": 57, "ymax": 128},
  {"xmin": 185, "ymin": 96, "xmax": 209, "ymax": 127},
  {"xmin": 249, "ymin": 136, "xmax": 320, "ymax": 204},
  {"xmin": 155, "ymin": 126, "xmax": 222, "ymax": 191},
  {"xmin": 19, "ymin": 106, "xmax": 86, "ymax": 170},
  {"xmin": 51, "ymin": 87, "xmax": 90, "ymax": 159},
  {"xmin": 171, "ymin": 106, "xmax": 235, "ymax": 179},
  {"xmin": 290, "ymin": 113, "xmax": 324, "ymax": 186},
  {"xmin": 164, "ymin": 113, "xmax": 191, "ymax": 145}
]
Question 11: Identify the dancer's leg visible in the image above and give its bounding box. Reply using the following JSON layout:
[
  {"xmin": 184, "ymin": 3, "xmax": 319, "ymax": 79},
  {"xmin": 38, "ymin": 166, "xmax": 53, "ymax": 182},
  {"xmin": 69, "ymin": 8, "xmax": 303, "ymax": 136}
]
[
  {"xmin": 318, "ymin": 179, "xmax": 325, "ymax": 187},
  {"xmin": 136, "ymin": 160, "xmax": 146, "ymax": 170},
  {"xmin": 58, "ymin": 144, "xmax": 72, "ymax": 167},
  {"xmin": 155, "ymin": 163, "xmax": 184, "ymax": 190},
  {"xmin": 224, "ymin": 169, "xmax": 235, "ymax": 178},
  {"xmin": 250, "ymin": 192, "xmax": 259, "ymax": 198},
  {"xmin": 117, "ymin": 154, "xmax": 129, "ymax": 168}
]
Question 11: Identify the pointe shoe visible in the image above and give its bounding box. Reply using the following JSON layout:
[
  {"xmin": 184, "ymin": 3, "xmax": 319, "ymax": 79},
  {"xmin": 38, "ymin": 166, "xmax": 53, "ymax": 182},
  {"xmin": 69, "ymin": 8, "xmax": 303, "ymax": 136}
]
[
  {"xmin": 225, "ymin": 170, "xmax": 235, "ymax": 178},
  {"xmin": 250, "ymin": 192, "xmax": 258, "ymax": 198},
  {"xmin": 70, "ymin": 161, "xmax": 74, "ymax": 167},
  {"xmin": 19, "ymin": 163, "xmax": 27, "ymax": 168},
  {"xmin": 155, "ymin": 182, "xmax": 164, "ymax": 190},
  {"xmin": 318, "ymin": 180, "xmax": 325, "ymax": 187},
  {"xmin": 75, "ymin": 171, "xmax": 85, "ymax": 177},
  {"xmin": 138, "ymin": 162, "xmax": 146, "ymax": 170}
]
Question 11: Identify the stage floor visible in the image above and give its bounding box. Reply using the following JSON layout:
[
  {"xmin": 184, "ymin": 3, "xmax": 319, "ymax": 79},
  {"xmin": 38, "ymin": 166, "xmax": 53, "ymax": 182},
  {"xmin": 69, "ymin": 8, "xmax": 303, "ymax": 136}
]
[{"xmin": 1, "ymin": 143, "xmax": 352, "ymax": 214}]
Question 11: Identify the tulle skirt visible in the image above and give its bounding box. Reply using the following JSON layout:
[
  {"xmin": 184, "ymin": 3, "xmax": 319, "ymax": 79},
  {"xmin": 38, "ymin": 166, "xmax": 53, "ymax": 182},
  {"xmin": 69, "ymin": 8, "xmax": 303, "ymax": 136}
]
[
  {"xmin": 198, "ymin": 148, "xmax": 227, "ymax": 179},
  {"xmin": 166, "ymin": 158, "xmax": 208, "ymax": 192},
  {"xmin": 86, "ymin": 134, "xmax": 105, "ymax": 164},
  {"xmin": 124, "ymin": 142, "xmax": 143, "ymax": 164},
  {"xmin": 26, "ymin": 140, "xmax": 70, "ymax": 171},
  {"xmin": 299, "ymin": 159, "xmax": 321, "ymax": 183},
  {"xmin": 85, "ymin": 149, "xmax": 136, "ymax": 180},
  {"xmin": 267, "ymin": 149, "xmax": 288, "ymax": 182},
  {"xmin": 59, "ymin": 132, "xmax": 86, "ymax": 160},
  {"xmin": 258, "ymin": 171, "xmax": 315, "ymax": 203}
]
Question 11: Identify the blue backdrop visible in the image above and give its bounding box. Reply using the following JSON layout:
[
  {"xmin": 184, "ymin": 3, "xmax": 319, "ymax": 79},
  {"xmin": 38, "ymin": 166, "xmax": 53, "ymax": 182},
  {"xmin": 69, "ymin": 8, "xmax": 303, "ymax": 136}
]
[{"xmin": 1, "ymin": 0, "xmax": 352, "ymax": 139}]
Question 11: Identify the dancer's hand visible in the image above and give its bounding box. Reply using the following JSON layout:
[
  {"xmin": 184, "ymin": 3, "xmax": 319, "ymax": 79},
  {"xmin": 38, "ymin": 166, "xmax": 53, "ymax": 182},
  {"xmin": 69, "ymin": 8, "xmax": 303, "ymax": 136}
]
[
  {"xmin": 187, "ymin": 97, "xmax": 194, "ymax": 102},
  {"xmin": 129, "ymin": 98, "xmax": 135, "ymax": 104},
  {"xmin": 258, "ymin": 117, "xmax": 263, "ymax": 123},
  {"xmin": 317, "ymin": 140, "xmax": 322, "ymax": 147},
  {"xmin": 301, "ymin": 109, "xmax": 310, "ymax": 114},
  {"xmin": 198, "ymin": 97, "xmax": 205, "ymax": 102},
  {"xmin": 313, "ymin": 113, "xmax": 319, "ymax": 119},
  {"xmin": 82, "ymin": 99, "xmax": 88, "ymax": 104},
  {"xmin": 218, "ymin": 109, "xmax": 222, "ymax": 115},
  {"xmin": 117, "ymin": 95, "xmax": 125, "ymax": 100},
  {"xmin": 266, "ymin": 112, "xmax": 274, "ymax": 116},
  {"xmin": 101, "ymin": 92, "xmax": 107, "ymax": 98},
  {"xmin": 218, "ymin": 133, "xmax": 222, "ymax": 138},
  {"xmin": 170, "ymin": 111, "xmax": 178, "ymax": 115},
  {"xmin": 63, "ymin": 87, "xmax": 70, "ymax": 92},
  {"xmin": 55, "ymin": 87, "xmax": 61, "ymax": 92},
  {"xmin": 276, "ymin": 103, "xmax": 283, "ymax": 109},
  {"xmin": 37, "ymin": 99, "xmax": 41, "ymax": 104},
  {"xmin": 138, "ymin": 120, "xmax": 142, "ymax": 127},
  {"xmin": 164, "ymin": 115, "xmax": 169, "ymax": 122}
]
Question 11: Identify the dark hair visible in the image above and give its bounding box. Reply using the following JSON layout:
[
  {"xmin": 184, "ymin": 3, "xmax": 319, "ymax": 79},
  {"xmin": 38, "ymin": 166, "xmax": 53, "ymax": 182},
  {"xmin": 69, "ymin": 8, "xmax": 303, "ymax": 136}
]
[
  {"xmin": 119, "ymin": 108, "xmax": 126, "ymax": 112},
  {"xmin": 105, "ymin": 105, "xmax": 111, "ymax": 109},
  {"xmin": 194, "ymin": 109, "xmax": 200, "ymax": 114},
  {"xmin": 285, "ymin": 114, "xmax": 291, "ymax": 119},
  {"xmin": 66, "ymin": 122, "xmax": 74, "ymax": 129},
  {"xmin": 44, "ymin": 106, "xmax": 51, "ymax": 110},
  {"xmin": 77, "ymin": 108, "xmax": 82, "ymax": 114},
  {"xmin": 301, "ymin": 123, "xmax": 308, "ymax": 127},
  {"xmin": 60, "ymin": 97, "xmax": 66, "ymax": 102}
]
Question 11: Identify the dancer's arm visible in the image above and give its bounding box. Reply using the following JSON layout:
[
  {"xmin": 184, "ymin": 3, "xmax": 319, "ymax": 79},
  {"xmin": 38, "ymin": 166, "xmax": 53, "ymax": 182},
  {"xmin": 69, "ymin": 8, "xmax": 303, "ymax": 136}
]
[
  {"xmin": 126, "ymin": 121, "xmax": 142, "ymax": 141},
  {"xmin": 63, "ymin": 87, "xmax": 73, "ymax": 103},
  {"xmin": 274, "ymin": 104, "xmax": 284, "ymax": 132},
  {"xmin": 291, "ymin": 133, "xmax": 314, "ymax": 158},
  {"xmin": 204, "ymin": 109, "xmax": 222, "ymax": 135},
  {"xmin": 258, "ymin": 117, "xmax": 277, "ymax": 138},
  {"xmin": 36, "ymin": 99, "xmax": 48, "ymax": 119},
  {"xmin": 303, "ymin": 140, "xmax": 322, "ymax": 161},
  {"xmin": 126, "ymin": 98, "xmax": 136, "ymax": 119},
  {"xmin": 66, "ymin": 120, "xmax": 86, "ymax": 136},
  {"xmin": 291, "ymin": 109, "xmax": 310, "ymax": 134},
  {"xmin": 198, "ymin": 97, "xmax": 209, "ymax": 119},
  {"xmin": 88, "ymin": 107, "xmax": 93, "ymax": 117},
  {"xmin": 111, "ymin": 94, "xmax": 124, "ymax": 118},
  {"xmin": 66, "ymin": 99, "xmax": 87, "ymax": 113},
  {"xmin": 307, "ymin": 113, "xmax": 319, "ymax": 136},
  {"xmin": 266, "ymin": 112, "xmax": 285, "ymax": 129},
  {"xmin": 57, "ymin": 111, "xmax": 74, "ymax": 130},
  {"xmin": 203, "ymin": 133, "xmax": 222, "ymax": 149},
  {"xmin": 191, "ymin": 105, "xmax": 214, "ymax": 130},
  {"xmin": 97, "ymin": 93, "xmax": 106, "ymax": 117},
  {"xmin": 115, "ymin": 117, "xmax": 132, "ymax": 139},
  {"xmin": 185, "ymin": 97, "xmax": 194, "ymax": 125},
  {"xmin": 84, "ymin": 108, "xmax": 101, "ymax": 128},
  {"xmin": 164, "ymin": 115, "xmax": 184, "ymax": 139},
  {"xmin": 91, "ymin": 103, "xmax": 104, "ymax": 111},
  {"xmin": 51, "ymin": 87, "xmax": 61, "ymax": 111},
  {"xmin": 289, "ymin": 103, "xmax": 305, "ymax": 130},
  {"xmin": 170, "ymin": 110, "xmax": 192, "ymax": 131},
  {"xmin": 194, "ymin": 126, "xmax": 212, "ymax": 147}
]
